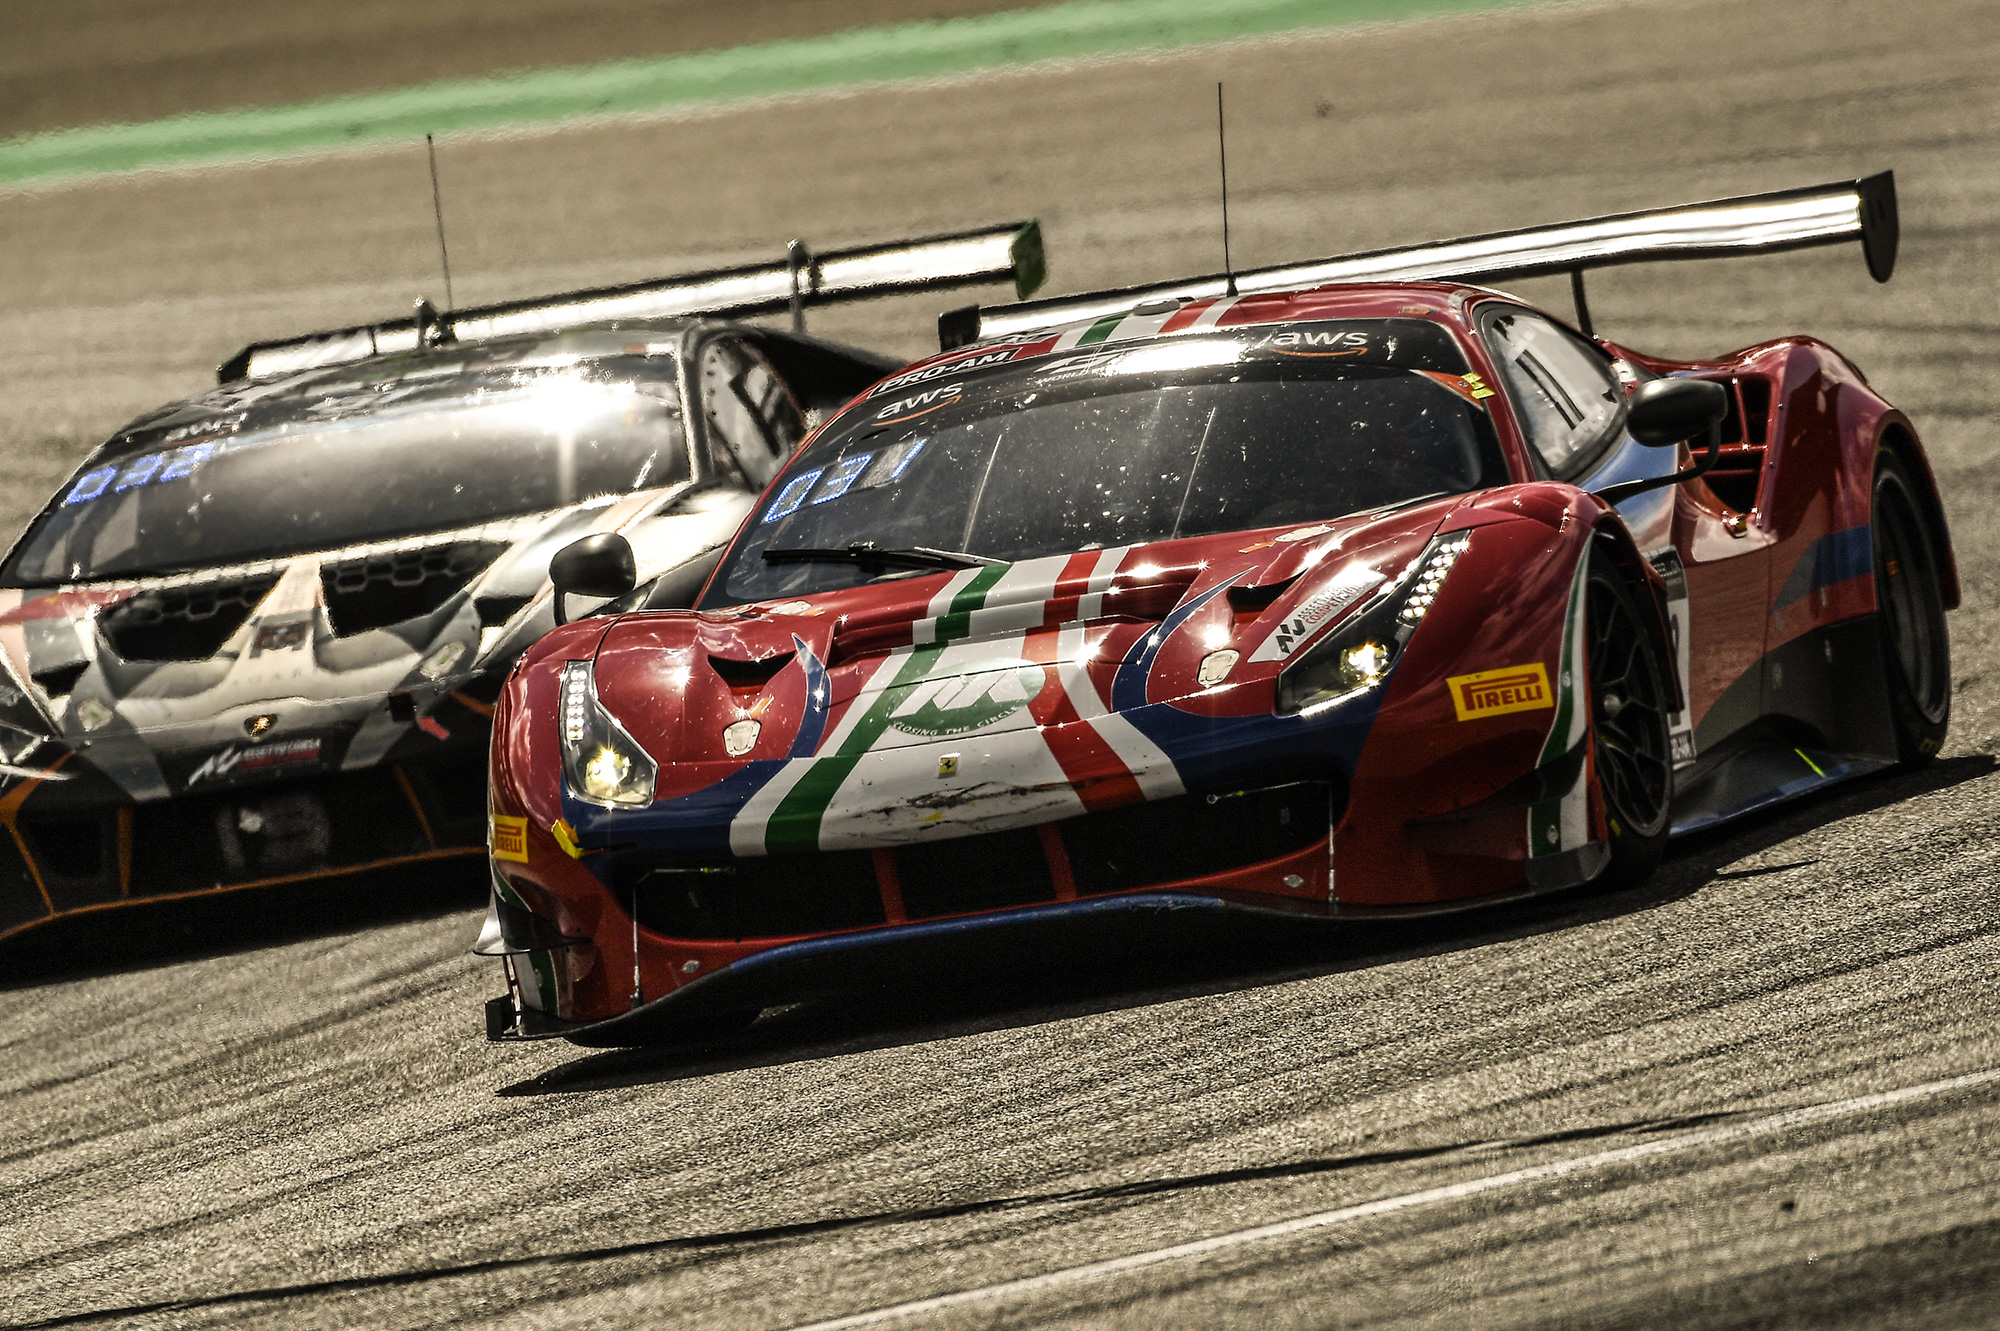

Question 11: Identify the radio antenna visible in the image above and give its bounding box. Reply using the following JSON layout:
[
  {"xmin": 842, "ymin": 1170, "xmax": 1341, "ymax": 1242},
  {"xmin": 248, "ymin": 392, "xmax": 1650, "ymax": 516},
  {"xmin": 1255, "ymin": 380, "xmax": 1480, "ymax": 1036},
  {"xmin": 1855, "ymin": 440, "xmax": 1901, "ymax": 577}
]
[
  {"xmin": 1217, "ymin": 82, "xmax": 1236, "ymax": 297},
  {"xmin": 426, "ymin": 134, "xmax": 455, "ymax": 311}
]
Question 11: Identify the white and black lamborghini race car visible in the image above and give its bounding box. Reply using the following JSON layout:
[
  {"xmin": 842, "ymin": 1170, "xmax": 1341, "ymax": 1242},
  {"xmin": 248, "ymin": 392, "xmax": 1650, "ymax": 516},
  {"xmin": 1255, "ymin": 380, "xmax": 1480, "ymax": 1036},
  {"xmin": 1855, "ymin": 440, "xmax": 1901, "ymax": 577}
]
[{"xmin": 0, "ymin": 224, "xmax": 1045, "ymax": 943}]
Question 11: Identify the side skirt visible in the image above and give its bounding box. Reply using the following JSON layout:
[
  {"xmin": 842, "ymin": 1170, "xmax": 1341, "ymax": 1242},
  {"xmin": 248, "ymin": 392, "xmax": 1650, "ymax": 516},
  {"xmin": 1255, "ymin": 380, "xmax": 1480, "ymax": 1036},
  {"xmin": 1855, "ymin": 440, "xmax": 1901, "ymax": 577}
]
[{"xmin": 1669, "ymin": 615, "xmax": 1901, "ymax": 838}]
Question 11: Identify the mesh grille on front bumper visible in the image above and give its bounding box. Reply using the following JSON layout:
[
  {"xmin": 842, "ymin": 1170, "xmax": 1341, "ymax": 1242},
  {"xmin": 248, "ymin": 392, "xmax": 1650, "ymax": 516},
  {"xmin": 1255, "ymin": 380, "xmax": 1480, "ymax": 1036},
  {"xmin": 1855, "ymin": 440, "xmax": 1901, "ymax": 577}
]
[{"xmin": 620, "ymin": 781, "xmax": 1339, "ymax": 941}]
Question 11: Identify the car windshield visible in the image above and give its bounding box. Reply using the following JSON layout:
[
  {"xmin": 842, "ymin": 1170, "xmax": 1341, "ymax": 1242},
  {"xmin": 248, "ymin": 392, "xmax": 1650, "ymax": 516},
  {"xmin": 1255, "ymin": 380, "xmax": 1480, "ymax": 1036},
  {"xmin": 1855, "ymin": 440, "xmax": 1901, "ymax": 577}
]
[
  {"xmin": 3, "ymin": 369, "xmax": 688, "ymax": 585},
  {"xmin": 705, "ymin": 319, "xmax": 1504, "ymax": 605}
]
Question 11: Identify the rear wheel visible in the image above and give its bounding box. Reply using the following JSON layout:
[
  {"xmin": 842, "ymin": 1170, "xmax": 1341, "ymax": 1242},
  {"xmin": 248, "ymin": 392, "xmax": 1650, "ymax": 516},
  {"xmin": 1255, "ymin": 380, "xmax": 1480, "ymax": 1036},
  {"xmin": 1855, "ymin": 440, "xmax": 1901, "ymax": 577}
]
[
  {"xmin": 1585, "ymin": 551, "xmax": 1673, "ymax": 886},
  {"xmin": 1872, "ymin": 452, "xmax": 1951, "ymax": 767}
]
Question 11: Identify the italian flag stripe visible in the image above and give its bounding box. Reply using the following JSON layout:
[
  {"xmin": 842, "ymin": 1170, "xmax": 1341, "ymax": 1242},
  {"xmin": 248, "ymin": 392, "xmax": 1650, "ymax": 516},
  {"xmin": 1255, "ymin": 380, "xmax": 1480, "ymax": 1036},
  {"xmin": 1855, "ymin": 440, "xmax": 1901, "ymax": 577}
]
[
  {"xmin": 1076, "ymin": 312, "xmax": 1125, "ymax": 346},
  {"xmin": 763, "ymin": 563, "xmax": 1009, "ymax": 853}
]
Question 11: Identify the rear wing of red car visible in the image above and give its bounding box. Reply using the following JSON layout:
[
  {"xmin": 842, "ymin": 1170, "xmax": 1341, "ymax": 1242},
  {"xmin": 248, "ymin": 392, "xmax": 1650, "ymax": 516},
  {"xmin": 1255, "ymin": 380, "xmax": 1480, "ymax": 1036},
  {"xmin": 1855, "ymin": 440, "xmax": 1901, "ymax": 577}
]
[
  {"xmin": 219, "ymin": 220, "xmax": 1046, "ymax": 383},
  {"xmin": 941, "ymin": 174, "xmax": 1895, "ymax": 349}
]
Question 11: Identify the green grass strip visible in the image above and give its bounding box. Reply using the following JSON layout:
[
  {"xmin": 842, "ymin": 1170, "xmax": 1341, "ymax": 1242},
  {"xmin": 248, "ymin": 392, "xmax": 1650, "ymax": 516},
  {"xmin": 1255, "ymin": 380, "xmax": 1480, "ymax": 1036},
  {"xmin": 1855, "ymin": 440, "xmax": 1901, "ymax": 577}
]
[{"xmin": 1, "ymin": 0, "xmax": 1554, "ymax": 189}]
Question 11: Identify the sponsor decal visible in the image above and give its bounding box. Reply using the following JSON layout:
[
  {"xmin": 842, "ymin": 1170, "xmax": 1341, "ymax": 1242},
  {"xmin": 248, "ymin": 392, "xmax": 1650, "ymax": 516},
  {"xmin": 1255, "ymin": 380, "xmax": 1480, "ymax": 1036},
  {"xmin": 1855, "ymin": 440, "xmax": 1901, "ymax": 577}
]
[
  {"xmin": 872, "ymin": 382, "xmax": 963, "ymax": 424},
  {"xmin": 1646, "ymin": 547, "xmax": 1696, "ymax": 768},
  {"xmin": 250, "ymin": 620, "xmax": 309, "ymax": 656},
  {"xmin": 187, "ymin": 737, "xmax": 322, "ymax": 786},
  {"xmin": 884, "ymin": 658, "xmax": 1046, "ymax": 738},
  {"xmin": 937, "ymin": 754, "xmax": 959, "ymax": 779},
  {"xmin": 1422, "ymin": 371, "xmax": 1497, "ymax": 404},
  {"xmin": 869, "ymin": 347, "xmax": 1027, "ymax": 397},
  {"xmin": 1264, "ymin": 329, "xmax": 1370, "ymax": 357},
  {"xmin": 491, "ymin": 814, "xmax": 529, "ymax": 863},
  {"xmin": 243, "ymin": 713, "xmax": 276, "ymax": 738},
  {"xmin": 1448, "ymin": 663, "xmax": 1554, "ymax": 721},
  {"xmin": 1276, "ymin": 524, "xmax": 1335, "ymax": 543},
  {"xmin": 550, "ymin": 818, "xmax": 586, "ymax": 859},
  {"xmin": 1249, "ymin": 565, "xmax": 1387, "ymax": 663}
]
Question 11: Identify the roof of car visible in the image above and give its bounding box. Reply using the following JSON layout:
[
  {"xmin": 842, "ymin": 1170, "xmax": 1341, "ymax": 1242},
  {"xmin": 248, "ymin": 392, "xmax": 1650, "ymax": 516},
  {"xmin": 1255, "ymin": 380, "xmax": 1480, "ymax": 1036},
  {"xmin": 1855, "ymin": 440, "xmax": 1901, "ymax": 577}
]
[{"xmin": 97, "ymin": 321, "xmax": 703, "ymax": 461}]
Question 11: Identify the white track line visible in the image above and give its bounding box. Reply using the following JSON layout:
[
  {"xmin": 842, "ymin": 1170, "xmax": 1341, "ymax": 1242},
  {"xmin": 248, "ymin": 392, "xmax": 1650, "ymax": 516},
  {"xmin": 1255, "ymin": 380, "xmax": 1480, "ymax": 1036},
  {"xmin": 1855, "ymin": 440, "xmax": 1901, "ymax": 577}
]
[{"xmin": 787, "ymin": 1066, "xmax": 2000, "ymax": 1329}]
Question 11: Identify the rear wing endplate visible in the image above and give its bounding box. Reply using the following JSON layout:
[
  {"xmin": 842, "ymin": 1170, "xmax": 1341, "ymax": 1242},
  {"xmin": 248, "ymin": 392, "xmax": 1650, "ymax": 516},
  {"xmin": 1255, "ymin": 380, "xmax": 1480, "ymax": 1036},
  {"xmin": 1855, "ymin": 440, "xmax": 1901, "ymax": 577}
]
[
  {"xmin": 220, "ymin": 220, "xmax": 1046, "ymax": 383},
  {"xmin": 942, "ymin": 174, "xmax": 1894, "ymax": 349}
]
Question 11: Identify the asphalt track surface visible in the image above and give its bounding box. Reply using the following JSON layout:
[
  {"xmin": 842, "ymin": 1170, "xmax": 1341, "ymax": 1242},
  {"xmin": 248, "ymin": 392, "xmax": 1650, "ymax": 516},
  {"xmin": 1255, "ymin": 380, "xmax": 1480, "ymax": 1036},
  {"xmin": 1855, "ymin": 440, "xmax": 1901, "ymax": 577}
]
[{"xmin": 5, "ymin": 0, "xmax": 2000, "ymax": 1325}]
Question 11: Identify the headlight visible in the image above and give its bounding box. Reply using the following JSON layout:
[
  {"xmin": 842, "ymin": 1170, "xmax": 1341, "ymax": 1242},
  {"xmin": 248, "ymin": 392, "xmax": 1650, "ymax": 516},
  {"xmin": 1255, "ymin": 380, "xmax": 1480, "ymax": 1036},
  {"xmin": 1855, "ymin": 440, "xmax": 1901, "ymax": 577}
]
[
  {"xmin": 1277, "ymin": 533, "xmax": 1471, "ymax": 716},
  {"xmin": 558, "ymin": 661, "xmax": 657, "ymax": 807}
]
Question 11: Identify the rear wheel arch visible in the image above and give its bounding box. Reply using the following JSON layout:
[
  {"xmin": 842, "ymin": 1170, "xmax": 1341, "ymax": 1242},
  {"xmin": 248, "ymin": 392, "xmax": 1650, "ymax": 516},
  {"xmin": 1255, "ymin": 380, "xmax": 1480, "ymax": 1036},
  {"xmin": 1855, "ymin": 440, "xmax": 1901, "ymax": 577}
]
[
  {"xmin": 1875, "ymin": 422, "xmax": 1959, "ymax": 610},
  {"xmin": 1871, "ymin": 449, "xmax": 1952, "ymax": 766}
]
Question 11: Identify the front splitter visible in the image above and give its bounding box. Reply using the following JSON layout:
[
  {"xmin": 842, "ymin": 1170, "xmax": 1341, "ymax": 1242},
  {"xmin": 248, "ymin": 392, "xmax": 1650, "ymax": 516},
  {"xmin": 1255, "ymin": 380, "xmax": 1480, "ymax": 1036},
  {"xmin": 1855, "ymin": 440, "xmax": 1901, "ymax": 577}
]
[{"xmin": 490, "ymin": 891, "xmax": 1322, "ymax": 1047}]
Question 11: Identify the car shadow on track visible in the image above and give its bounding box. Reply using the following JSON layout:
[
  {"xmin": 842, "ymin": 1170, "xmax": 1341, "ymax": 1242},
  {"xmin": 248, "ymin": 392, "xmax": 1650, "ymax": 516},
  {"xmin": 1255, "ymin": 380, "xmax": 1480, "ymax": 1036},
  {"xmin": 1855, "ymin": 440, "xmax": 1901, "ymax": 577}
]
[
  {"xmin": 7, "ymin": 1108, "xmax": 1766, "ymax": 1331},
  {"xmin": 503, "ymin": 752, "xmax": 1997, "ymax": 1097},
  {"xmin": 0, "ymin": 859, "xmax": 489, "ymax": 990}
]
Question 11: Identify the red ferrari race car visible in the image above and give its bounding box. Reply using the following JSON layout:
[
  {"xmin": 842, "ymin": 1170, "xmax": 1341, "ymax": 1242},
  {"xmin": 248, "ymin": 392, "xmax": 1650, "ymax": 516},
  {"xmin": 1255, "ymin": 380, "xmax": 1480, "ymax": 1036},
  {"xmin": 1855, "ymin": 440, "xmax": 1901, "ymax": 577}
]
[{"xmin": 481, "ymin": 173, "xmax": 1954, "ymax": 1045}]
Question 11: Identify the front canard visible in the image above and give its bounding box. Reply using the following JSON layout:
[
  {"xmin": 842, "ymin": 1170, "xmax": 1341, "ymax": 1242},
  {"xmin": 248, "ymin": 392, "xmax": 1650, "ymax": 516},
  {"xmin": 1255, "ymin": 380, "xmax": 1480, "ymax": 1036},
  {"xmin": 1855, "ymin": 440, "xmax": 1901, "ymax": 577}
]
[{"xmin": 1448, "ymin": 663, "xmax": 1554, "ymax": 721}]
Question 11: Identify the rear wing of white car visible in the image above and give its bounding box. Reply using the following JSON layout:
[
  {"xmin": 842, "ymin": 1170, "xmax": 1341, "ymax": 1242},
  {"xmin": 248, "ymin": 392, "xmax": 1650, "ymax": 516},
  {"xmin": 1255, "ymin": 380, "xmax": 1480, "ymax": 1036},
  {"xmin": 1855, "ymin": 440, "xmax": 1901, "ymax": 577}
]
[
  {"xmin": 219, "ymin": 220, "xmax": 1046, "ymax": 383},
  {"xmin": 940, "ymin": 174, "xmax": 1895, "ymax": 349}
]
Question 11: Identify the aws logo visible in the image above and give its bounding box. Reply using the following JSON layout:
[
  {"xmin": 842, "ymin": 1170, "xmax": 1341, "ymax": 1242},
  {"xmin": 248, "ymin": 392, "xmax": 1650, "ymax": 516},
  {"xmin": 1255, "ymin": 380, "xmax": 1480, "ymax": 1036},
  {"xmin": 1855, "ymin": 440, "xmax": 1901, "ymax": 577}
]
[
  {"xmin": 873, "ymin": 383, "xmax": 962, "ymax": 423},
  {"xmin": 884, "ymin": 659, "xmax": 1047, "ymax": 738},
  {"xmin": 1447, "ymin": 663, "xmax": 1553, "ymax": 721}
]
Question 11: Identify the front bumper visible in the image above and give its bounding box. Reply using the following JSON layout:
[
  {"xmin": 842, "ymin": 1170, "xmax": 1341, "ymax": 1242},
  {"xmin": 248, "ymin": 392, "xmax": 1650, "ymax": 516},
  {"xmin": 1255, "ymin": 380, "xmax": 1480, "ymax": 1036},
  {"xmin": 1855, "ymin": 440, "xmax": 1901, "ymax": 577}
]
[{"xmin": 486, "ymin": 890, "xmax": 1319, "ymax": 1046}]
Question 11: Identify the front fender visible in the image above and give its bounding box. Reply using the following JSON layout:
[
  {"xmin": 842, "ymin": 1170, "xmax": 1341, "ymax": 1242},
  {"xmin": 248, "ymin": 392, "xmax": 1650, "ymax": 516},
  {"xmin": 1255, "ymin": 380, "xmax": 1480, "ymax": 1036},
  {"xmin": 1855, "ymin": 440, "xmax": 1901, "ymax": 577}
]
[{"xmin": 1334, "ymin": 498, "xmax": 1601, "ymax": 906}]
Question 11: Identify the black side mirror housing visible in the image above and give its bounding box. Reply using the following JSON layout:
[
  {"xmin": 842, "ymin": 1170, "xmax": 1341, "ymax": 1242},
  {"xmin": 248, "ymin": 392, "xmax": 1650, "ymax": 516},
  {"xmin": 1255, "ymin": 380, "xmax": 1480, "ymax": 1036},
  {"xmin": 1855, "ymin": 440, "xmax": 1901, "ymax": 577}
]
[
  {"xmin": 1593, "ymin": 377, "xmax": 1732, "ymax": 507},
  {"xmin": 1627, "ymin": 377, "xmax": 1729, "ymax": 447},
  {"xmin": 549, "ymin": 532, "xmax": 636, "ymax": 625}
]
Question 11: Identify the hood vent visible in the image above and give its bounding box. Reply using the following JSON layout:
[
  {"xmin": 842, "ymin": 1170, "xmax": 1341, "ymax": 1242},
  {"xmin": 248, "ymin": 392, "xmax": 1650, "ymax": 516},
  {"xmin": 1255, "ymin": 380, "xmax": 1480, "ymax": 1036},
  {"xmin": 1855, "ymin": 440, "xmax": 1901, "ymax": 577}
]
[
  {"xmin": 707, "ymin": 651, "xmax": 796, "ymax": 700},
  {"xmin": 100, "ymin": 574, "xmax": 282, "ymax": 663},
  {"xmin": 322, "ymin": 540, "xmax": 508, "ymax": 637}
]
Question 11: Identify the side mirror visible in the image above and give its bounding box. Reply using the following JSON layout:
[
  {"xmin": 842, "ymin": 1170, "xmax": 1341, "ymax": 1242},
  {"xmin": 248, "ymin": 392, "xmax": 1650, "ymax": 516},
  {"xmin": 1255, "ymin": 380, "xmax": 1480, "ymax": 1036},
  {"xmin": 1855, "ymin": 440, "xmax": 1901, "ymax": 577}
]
[
  {"xmin": 1627, "ymin": 377, "xmax": 1728, "ymax": 447},
  {"xmin": 549, "ymin": 532, "xmax": 636, "ymax": 625},
  {"xmin": 1594, "ymin": 377, "xmax": 1730, "ymax": 507}
]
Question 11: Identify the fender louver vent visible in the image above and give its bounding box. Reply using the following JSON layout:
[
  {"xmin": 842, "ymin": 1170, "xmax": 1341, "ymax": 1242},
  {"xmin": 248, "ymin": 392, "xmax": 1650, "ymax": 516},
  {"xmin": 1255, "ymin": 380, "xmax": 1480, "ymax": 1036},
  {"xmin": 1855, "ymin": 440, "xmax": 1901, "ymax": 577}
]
[
  {"xmin": 101, "ymin": 574, "xmax": 282, "ymax": 662},
  {"xmin": 1702, "ymin": 377, "xmax": 1775, "ymax": 515},
  {"xmin": 322, "ymin": 541, "xmax": 508, "ymax": 637}
]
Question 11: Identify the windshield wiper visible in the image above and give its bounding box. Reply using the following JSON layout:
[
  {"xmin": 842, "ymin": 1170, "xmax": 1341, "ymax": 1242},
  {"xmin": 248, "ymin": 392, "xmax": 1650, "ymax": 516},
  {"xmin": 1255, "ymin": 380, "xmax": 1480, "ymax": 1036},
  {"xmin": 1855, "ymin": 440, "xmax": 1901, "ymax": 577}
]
[{"xmin": 762, "ymin": 542, "xmax": 1004, "ymax": 572}]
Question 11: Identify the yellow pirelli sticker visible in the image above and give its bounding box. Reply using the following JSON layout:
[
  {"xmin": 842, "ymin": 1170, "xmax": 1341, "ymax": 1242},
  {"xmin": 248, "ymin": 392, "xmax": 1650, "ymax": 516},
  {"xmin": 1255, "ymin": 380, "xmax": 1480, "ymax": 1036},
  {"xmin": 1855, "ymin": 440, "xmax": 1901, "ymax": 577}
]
[
  {"xmin": 1448, "ymin": 663, "xmax": 1555, "ymax": 721},
  {"xmin": 491, "ymin": 814, "xmax": 529, "ymax": 862}
]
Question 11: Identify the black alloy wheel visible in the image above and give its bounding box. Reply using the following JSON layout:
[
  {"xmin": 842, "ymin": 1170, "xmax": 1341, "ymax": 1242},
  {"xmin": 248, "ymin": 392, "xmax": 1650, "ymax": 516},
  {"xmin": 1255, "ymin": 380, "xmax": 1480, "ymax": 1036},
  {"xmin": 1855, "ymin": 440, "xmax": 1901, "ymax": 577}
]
[
  {"xmin": 1585, "ymin": 549, "xmax": 1673, "ymax": 885},
  {"xmin": 1872, "ymin": 452, "xmax": 1951, "ymax": 766}
]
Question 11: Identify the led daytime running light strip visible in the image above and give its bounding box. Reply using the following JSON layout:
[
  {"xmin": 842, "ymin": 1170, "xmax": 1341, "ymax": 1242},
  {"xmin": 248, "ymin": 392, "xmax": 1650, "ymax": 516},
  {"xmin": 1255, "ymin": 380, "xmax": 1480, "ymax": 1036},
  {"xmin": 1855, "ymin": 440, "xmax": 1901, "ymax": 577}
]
[
  {"xmin": 1398, "ymin": 534, "xmax": 1471, "ymax": 627},
  {"xmin": 561, "ymin": 662, "xmax": 592, "ymax": 743}
]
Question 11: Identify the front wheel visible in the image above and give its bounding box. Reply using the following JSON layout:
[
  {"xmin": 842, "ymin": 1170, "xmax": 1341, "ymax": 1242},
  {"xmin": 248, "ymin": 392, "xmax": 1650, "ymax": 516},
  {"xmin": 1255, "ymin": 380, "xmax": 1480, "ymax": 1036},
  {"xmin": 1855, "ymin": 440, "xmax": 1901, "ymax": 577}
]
[
  {"xmin": 1872, "ymin": 452, "xmax": 1951, "ymax": 767},
  {"xmin": 1585, "ymin": 550, "xmax": 1673, "ymax": 887}
]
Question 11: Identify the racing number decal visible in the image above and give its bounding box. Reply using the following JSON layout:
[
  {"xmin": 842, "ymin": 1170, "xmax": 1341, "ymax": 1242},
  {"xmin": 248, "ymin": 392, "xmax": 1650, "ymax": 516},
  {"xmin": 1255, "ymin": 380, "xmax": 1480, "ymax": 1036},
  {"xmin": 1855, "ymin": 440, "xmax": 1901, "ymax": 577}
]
[{"xmin": 1646, "ymin": 548, "xmax": 1696, "ymax": 768}]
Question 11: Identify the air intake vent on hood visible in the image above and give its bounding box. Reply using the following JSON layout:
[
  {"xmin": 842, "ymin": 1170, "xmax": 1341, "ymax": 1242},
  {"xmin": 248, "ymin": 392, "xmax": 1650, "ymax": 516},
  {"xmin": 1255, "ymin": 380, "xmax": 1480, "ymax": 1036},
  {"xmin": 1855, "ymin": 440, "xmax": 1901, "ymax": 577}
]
[
  {"xmin": 322, "ymin": 541, "xmax": 508, "ymax": 637},
  {"xmin": 100, "ymin": 574, "xmax": 282, "ymax": 662}
]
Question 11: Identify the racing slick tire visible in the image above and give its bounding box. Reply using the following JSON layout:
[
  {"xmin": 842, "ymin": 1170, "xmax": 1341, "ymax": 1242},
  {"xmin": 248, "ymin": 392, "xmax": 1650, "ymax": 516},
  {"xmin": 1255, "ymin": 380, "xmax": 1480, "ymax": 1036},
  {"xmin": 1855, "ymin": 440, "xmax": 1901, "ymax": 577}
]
[
  {"xmin": 1871, "ymin": 451, "xmax": 1952, "ymax": 768},
  {"xmin": 1586, "ymin": 547, "xmax": 1674, "ymax": 888}
]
